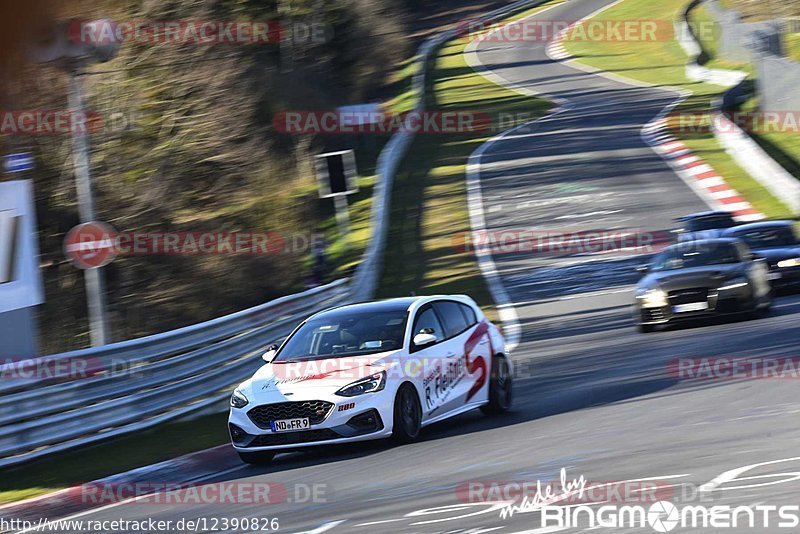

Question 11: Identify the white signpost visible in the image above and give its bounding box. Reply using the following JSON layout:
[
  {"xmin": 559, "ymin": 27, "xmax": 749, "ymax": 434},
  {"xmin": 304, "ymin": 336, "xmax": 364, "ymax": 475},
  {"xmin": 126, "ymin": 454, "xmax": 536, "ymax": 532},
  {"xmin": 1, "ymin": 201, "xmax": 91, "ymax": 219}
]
[
  {"xmin": 0, "ymin": 180, "xmax": 44, "ymax": 358},
  {"xmin": 315, "ymin": 150, "xmax": 359, "ymax": 247}
]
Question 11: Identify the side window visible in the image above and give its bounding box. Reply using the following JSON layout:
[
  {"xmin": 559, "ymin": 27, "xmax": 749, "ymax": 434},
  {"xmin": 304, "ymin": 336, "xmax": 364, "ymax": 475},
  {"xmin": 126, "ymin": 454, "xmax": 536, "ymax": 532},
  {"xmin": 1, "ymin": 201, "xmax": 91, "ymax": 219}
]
[
  {"xmin": 413, "ymin": 306, "xmax": 444, "ymax": 339},
  {"xmin": 459, "ymin": 303, "xmax": 478, "ymax": 327},
  {"xmin": 434, "ymin": 301, "xmax": 470, "ymax": 339}
]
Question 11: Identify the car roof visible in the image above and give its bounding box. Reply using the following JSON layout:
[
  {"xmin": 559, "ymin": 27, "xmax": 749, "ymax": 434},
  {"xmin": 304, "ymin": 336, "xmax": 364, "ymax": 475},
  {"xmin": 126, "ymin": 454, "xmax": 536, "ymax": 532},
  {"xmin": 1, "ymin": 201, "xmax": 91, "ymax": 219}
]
[
  {"xmin": 675, "ymin": 211, "xmax": 735, "ymax": 222},
  {"xmin": 664, "ymin": 237, "xmax": 742, "ymax": 251},
  {"xmin": 309, "ymin": 295, "xmax": 474, "ymax": 320},
  {"xmin": 722, "ymin": 220, "xmax": 795, "ymax": 234}
]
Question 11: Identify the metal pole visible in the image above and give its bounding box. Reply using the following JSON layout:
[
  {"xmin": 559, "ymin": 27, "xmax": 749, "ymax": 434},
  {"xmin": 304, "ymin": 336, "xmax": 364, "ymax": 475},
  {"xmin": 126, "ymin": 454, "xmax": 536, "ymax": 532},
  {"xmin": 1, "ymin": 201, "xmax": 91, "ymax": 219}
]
[
  {"xmin": 333, "ymin": 194, "xmax": 351, "ymax": 249},
  {"xmin": 68, "ymin": 72, "xmax": 110, "ymax": 346},
  {"xmin": 279, "ymin": 0, "xmax": 295, "ymax": 73}
]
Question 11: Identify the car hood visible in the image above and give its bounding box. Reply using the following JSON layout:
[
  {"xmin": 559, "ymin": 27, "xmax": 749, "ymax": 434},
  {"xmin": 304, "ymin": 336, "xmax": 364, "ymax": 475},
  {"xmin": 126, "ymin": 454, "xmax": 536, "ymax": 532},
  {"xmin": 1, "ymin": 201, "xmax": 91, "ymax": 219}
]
[
  {"xmin": 246, "ymin": 351, "xmax": 401, "ymax": 399},
  {"xmin": 641, "ymin": 264, "xmax": 743, "ymax": 290}
]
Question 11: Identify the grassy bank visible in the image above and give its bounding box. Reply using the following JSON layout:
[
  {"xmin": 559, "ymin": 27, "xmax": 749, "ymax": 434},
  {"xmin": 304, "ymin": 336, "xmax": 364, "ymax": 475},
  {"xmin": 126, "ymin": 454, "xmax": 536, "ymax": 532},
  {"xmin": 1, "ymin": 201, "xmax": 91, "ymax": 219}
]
[
  {"xmin": 377, "ymin": 3, "xmax": 556, "ymax": 316},
  {"xmin": 564, "ymin": 0, "xmax": 794, "ymax": 219}
]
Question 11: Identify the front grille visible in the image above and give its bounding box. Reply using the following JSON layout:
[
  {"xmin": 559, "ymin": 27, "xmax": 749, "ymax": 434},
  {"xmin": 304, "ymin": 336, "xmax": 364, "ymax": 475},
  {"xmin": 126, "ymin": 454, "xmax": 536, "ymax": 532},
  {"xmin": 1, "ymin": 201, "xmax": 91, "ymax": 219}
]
[
  {"xmin": 247, "ymin": 401, "xmax": 334, "ymax": 429},
  {"xmin": 247, "ymin": 428, "xmax": 342, "ymax": 447},
  {"xmin": 642, "ymin": 308, "xmax": 666, "ymax": 323},
  {"xmin": 668, "ymin": 288, "xmax": 709, "ymax": 306}
]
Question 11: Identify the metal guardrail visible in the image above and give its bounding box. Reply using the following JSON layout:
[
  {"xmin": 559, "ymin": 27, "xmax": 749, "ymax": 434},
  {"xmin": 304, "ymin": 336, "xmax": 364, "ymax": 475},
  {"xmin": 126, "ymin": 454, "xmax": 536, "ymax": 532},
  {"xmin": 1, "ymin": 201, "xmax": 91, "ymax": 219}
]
[
  {"xmin": 0, "ymin": 0, "xmax": 550, "ymax": 469},
  {"xmin": 0, "ymin": 280, "xmax": 350, "ymax": 468}
]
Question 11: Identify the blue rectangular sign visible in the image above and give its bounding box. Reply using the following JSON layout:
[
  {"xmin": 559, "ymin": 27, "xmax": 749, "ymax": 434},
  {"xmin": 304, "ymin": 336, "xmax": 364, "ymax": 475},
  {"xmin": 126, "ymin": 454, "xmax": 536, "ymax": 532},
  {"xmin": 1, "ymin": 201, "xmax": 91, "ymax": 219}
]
[{"xmin": 4, "ymin": 153, "xmax": 34, "ymax": 173}]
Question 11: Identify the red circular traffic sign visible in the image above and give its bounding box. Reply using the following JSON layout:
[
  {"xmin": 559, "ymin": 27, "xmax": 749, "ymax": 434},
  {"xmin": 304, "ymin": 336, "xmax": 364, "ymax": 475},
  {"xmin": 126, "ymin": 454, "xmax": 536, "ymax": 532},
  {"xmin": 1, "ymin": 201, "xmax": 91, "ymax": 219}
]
[{"xmin": 64, "ymin": 221, "xmax": 118, "ymax": 269}]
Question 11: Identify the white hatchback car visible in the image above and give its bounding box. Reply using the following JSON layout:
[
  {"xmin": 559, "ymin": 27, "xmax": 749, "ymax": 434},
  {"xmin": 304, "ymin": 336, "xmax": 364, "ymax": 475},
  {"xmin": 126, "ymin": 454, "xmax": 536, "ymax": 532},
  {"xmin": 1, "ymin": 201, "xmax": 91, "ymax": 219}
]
[{"xmin": 228, "ymin": 295, "xmax": 513, "ymax": 464}]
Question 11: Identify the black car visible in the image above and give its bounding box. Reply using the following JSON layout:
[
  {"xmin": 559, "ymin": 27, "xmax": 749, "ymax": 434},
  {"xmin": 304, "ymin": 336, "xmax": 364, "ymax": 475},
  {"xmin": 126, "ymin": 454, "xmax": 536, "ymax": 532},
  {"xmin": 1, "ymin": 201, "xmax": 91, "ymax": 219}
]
[
  {"xmin": 634, "ymin": 238, "xmax": 772, "ymax": 333},
  {"xmin": 722, "ymin": 221, "xmax": 800, "ymax": 290},
  {"xmin": 674, "ymin": 211, "xmax": 738, "ymax": 243}
]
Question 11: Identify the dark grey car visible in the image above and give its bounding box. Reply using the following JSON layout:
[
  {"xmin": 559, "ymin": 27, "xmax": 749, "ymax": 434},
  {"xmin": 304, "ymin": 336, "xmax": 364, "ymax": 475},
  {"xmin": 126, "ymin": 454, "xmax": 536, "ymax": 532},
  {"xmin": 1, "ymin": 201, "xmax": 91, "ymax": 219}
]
[
  {"xmin": 634, "ymin": 238, "xmax": 772, "ymax": 333},
  {"xmin": 722, "ymin": 221, "xmax": 800, "ymax": 291}
]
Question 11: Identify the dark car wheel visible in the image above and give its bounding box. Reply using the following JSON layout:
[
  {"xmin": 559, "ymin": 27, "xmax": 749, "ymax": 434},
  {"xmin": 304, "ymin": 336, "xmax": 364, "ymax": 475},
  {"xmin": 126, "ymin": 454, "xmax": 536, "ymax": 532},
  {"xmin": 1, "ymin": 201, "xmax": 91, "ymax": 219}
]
[
  {"xmin": 750, "ymin": 289, "xmax": 773, "ymax": 318},
  {"xmin": 481, "ymin": 355, "xmax": 513, "ymax": 415},
  {"xmin": 392, "ymin": 384, "xmax": 422, "ymax": 444},
  {"xmin": 238, "ymin": 451, "xmax": 275, "ymax": 465}
]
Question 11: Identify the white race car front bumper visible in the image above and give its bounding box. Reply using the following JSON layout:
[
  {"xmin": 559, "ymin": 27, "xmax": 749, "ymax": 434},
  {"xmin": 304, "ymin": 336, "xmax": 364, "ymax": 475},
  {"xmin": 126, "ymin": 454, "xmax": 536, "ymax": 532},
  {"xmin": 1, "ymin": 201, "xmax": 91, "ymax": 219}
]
[{"xmin": 228, "ymin": 392, "xmax": 395, "ymax": 452}]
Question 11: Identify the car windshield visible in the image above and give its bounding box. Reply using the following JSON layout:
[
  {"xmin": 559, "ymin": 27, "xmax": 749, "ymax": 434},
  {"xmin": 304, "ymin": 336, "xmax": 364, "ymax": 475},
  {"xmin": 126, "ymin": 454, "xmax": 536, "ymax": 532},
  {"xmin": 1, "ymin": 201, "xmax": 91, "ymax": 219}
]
[
  {"xmin": 686, "ymin": 215, "xmax": 736, "ymax": 232},
  {"xmin": 274, "ymin": 311, "xmax": 408, "ymax": 362},
  {"xmin": 651, "ymin": 242, "xmax": 740, "ymax": 271},
  {"xmin": 730, "ymin": 227, "xmax": 797, "ymax": 249}
]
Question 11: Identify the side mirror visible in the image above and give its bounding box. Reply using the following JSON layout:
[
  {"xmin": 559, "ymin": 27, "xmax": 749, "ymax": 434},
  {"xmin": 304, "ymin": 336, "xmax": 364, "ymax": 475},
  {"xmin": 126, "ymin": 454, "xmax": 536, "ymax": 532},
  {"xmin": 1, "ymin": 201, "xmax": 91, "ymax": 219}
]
[
  {"xmin": 636, "ymin": 264, "xmax": 650, "ymax": 274},
  {"xmin": 413, "ymin": 332, "xmax": 438, "ymax": 348},
  {"xmin": 262, "ymin": 344, "xmax": 279, "ymax": 363}
]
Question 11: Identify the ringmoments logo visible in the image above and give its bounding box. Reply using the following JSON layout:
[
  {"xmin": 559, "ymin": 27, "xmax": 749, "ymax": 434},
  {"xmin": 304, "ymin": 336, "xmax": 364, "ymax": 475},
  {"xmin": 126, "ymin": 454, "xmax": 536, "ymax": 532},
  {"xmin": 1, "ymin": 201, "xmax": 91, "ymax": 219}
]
[
  {"xmin": 495, "ymin": 468, "xmax": 800, "ymax": 531},
  {"xmin": 532, "ymin": 502, "xmax": 800, "ymax": 531}
]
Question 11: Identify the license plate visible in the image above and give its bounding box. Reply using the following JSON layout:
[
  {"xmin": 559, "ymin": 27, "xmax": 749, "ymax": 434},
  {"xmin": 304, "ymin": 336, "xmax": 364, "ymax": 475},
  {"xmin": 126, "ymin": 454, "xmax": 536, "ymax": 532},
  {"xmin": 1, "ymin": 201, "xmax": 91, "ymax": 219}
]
[
  {"xmin": 673, "ymin": 302, "xmax": 709, "ymax": 313},
  {"xmin": 270, "ymin": 418, "xmax": 310, "ymax": 432},
  {"xmin": 767, "ymin": 272, "xmax": 783, "ymax": 281}
]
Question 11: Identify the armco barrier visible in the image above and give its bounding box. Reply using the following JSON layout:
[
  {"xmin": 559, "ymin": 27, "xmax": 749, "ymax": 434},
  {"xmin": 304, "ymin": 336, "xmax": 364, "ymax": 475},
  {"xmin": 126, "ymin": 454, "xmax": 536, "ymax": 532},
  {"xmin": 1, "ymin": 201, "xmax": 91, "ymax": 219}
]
[
  {"xmin": 682, "ymin": 0, "xmax": 800, "ymax": 215},
  {"xmin": 0, "ymin": 0, "xmax": 548, "ymax": 468},
  {"xmin": 0, "ymin": 279, "xmax": 350, "ymax": 467}
]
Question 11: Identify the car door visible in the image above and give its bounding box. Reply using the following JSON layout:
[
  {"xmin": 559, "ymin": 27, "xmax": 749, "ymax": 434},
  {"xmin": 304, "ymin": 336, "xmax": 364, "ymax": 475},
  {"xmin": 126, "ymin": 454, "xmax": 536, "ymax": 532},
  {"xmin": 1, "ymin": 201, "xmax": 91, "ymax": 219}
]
[
  {"xmin": 431, "ymin": 300, "xmax": 490, "ymax": 416},
  {"xmin": 408, "ymin": 303, "xmax": 450, "ymax": 421}
]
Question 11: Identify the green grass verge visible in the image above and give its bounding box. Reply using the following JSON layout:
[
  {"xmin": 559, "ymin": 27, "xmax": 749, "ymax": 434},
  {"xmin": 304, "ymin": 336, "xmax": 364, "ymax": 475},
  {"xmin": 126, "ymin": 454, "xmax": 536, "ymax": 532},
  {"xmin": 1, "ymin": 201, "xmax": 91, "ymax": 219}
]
[
  {"xmin": 0, "ymin": 412, "xmax": 230, "ymax": 505},
  {"xmin": 564, "ymin": 0, "xmax": 794, "ymax": 219},
  {"xmin": 378, "ymin": 2, "xmax": 557, "ymax": 319}
]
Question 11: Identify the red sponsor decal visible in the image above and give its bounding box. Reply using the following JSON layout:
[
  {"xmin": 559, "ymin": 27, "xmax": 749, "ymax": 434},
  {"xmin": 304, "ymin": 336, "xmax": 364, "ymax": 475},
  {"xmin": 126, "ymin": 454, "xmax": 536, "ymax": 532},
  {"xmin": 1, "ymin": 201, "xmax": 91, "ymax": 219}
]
[{"xmin": 464, "ymin": 321, "xmax": 490, "ymax": 401}]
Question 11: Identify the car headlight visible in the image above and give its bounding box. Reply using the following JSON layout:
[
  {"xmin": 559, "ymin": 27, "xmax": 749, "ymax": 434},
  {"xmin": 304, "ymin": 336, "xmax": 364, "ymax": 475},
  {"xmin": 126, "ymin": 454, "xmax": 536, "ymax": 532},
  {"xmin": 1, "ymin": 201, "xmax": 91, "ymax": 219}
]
[
  {"xmin": 777, "ymin": 258, "xmax": 800, "ymax": 268},
  {"xmin": 636, "ymin": 288, "xmax": 667, "ymax": 308},
  {"xmin": 230, "ymin": 388, "xmax": 249, "ymax": 408},
  {"xmin": 718, "ymin": 277, "xmax": 749, "ymax": 291},
  {"xmin": 336, "ymin": 372, "xmax": 386, "ymax": 397}
]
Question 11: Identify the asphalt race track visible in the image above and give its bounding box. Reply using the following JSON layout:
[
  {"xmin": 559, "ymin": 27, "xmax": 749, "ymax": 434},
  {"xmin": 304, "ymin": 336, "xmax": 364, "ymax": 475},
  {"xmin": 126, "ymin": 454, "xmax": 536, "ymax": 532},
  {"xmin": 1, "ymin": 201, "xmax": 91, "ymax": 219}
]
[{"xmin": 29, "ymin": 0, "xmax": 800, "ymax": 532}]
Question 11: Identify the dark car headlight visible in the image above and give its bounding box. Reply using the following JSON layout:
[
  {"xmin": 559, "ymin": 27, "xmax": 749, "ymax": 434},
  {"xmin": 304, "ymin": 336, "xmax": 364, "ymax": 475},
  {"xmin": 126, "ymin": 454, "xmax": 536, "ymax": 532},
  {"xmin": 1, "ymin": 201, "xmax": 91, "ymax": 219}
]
[
  {"xmin": 336, "ymin": 372, "xmax": 386, "ymax": 397},
  {"xmin": 230, "ymin": 388, "xmax": 249, "ymax": 408}
]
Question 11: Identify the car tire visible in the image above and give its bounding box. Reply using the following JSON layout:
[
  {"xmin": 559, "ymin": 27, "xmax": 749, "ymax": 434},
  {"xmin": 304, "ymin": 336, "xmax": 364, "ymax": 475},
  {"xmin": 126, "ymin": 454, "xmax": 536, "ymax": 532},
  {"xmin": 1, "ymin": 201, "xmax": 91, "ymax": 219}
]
[
  {"xmin": 750, "ymin": 291, "xmax": 773, "ymax": 319},
  {"xmin": 639, "ymin": 323, "xmax": 656, "ymax": 333},
  {"xmin": 392, "ymin": 383, "xmax": 422, "ymax": 444},
  {"xmin": 481, "ymin": 355, "xmax": 513, "ymax": 415},
  {"xmin": 238, "ymin": 451, "xmax": 275, "ymax": 465}
]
